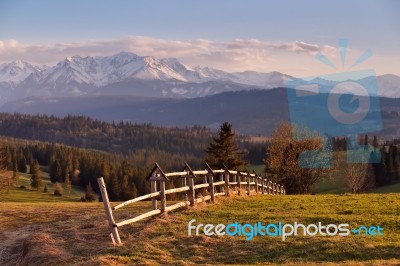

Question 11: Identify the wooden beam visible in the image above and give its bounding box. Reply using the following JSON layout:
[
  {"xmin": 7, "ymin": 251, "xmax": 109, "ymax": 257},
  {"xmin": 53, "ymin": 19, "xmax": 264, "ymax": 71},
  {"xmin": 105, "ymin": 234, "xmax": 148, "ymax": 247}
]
[
  {"xmin": 164, "ymin": 186, "xmax": 190, "ymax": 195},
  {"xmin": 194, "ymin": 183, "xmax": 210, "ymax": 189},
  {"xmin": 113, "ymin": 191, "xmax": 161, "ymax": 210},
  {"xmin": 116, "ymin": 209, "xmax": 162, "ymax": 227},
  {"xmin": 97, "ymin": 177, "xmax": 122, "ymax": 245}
]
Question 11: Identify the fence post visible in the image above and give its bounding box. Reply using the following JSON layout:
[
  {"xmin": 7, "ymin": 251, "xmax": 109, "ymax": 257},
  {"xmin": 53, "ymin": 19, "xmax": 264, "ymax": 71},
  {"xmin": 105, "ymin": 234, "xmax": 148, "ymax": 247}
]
[
  {"xmin": 151, "ymin": 180, "xmax": 157, "ymax": 210},
  {"xmin": 189, "ymin": 174, "xmax": 195, "ymax": 206},
  {"xmin": 247, "ymin": 175, "xmax": 251, "ymax": 195},
  {"xmin": 225, "ymin": 172, "xmax": 230, "ymax": 196},
  {"xmin": 97, "ymin": 177, "xmax": 122, "ymax": 245},
  {"xmin": 209, "ymin": 174, "xmax": 215, "ymax": 203},
  {"xmin": 237, "ymin": 174, "xmax": 241, "ymax": 195},
  {"xmin": 268, "ymin": 181, "xmax": 271, "ymax": 195},
  {"xmin": 255, "ymin": 176, "xmax": 259, "ymax": 194},
  {"xmin": 160, "ymin": 179, "xmax": 166, "ymax": 213},
  {"xmin": 262, "ymin": 178, "xmax": 265, "ymax": 194},
  {"xmin": 181, "ymin": 176, "xmax": 188, "ymax": 201}
]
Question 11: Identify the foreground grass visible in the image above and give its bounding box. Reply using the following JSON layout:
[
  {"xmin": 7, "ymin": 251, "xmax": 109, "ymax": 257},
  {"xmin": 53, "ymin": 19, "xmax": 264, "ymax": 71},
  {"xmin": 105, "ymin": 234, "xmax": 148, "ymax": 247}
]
[{"xmin": 0, "ymin": 194, "xmax": 399, "ymax": 265}]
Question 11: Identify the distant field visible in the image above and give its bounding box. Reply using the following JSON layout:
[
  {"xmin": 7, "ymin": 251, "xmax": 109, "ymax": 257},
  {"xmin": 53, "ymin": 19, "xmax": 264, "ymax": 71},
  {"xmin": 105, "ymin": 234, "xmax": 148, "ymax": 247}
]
[
  {"xmin": 0, "ymin": 171, "xmax": 87, "ymax": 202},
  {"xmin": 0, "ymin": 194, "xmax": 399, "ymax": 265}
]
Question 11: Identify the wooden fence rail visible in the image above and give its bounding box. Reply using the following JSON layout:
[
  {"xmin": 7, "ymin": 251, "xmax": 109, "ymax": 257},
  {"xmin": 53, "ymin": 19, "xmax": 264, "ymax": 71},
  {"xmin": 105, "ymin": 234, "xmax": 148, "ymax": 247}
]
[{"xmin": 98, "ymin": 162, "xmax": 285, "ymax": 245}]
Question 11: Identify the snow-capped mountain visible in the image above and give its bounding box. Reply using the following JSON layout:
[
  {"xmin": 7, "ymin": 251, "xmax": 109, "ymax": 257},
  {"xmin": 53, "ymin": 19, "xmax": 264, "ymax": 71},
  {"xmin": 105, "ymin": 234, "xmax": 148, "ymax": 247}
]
[
  {"xmin": 0, "ymin": 51, "xmax": 399, "ymax": 105},
  {"xmin": 0, "ymin": 60, "xmax": 46, "ymax": 84}
]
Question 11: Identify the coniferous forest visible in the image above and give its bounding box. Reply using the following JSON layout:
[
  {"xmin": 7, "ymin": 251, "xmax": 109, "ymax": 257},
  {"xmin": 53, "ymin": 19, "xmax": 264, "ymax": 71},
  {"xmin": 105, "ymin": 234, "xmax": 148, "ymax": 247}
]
[{"xmin": 0, "ymin": 113, "xmax": 267, "ymax": 200}]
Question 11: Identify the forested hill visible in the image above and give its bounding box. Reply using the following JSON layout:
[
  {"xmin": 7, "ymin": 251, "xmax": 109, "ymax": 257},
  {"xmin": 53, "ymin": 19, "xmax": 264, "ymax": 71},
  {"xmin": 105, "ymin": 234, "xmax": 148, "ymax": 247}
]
[{"xmin": 0, "ymin": 113, "xmax": 211, "ymax": 157}]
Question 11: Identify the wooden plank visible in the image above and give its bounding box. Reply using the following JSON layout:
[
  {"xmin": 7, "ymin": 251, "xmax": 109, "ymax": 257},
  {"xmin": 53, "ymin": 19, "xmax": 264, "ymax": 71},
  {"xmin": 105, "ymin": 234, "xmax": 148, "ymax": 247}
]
[
  {"xmin": 213, "ymin": 180, "xmax": 225, "ymax": 186},
  {"xmin": 116, "ymin": 209, "xmax": 162, "ymax": 227},
  {"xmin": 165, "ymin": 201, "xmax": 190, "ymax": 212},
  {"xmin": 97, "ymin": 177, "xmax": 122, "ymax": 245},
  {"xmin": 212, "ymin": 169, "xmax": 225, "ymax": 174},
  {"xmin": 214, "ymin": 192, "xmax": 225, "ymax": 197},
  {"xmin": 192, "ymin": 170, "xmax": 208, "ymax": 175},
  {"xmin": 165, "ymin": 171, "xmax": 188, "ymax": 177},
  {"xmin": 164, "ymin": 186, "xmax": 190, "ymax": 195},
  {"xmin": 113, "ymin": 191, "xmax": 161, "ymax": 210},
  {"xmin": 195, "ymin": 195, "xmax": 212, "ymax": 203},
  {"xmin": 194, "ymin": 183, "xmax": 210, "ymax": 189},
  {"xmin": 229, "ymin": 182, "xmax": 238, "ymax": 185}
]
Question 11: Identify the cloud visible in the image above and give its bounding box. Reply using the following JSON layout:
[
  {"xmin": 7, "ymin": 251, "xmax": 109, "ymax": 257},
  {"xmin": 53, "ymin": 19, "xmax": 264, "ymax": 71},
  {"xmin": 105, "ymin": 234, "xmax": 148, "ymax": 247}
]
[{"xmin": 0, "ymin": 36, "xmax": 336, "ymax": 72}]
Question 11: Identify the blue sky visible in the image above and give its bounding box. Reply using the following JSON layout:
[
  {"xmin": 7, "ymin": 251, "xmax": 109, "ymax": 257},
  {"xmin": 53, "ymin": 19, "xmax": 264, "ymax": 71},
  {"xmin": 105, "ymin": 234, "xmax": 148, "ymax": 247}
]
[{"xmin": 0, "ymin": 0, "xmax": 399, "ymax": 76}]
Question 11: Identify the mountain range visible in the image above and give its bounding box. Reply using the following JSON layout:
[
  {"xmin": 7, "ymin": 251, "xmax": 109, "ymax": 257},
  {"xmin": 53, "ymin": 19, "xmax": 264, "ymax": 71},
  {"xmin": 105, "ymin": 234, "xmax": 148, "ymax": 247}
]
[
  {"xmin": 0, "ymin": 52, "xmax": 399, "ymax": 106},
  {"xmin": 0, "ymin": 52, "xmax": 399, "ymax": 137}
]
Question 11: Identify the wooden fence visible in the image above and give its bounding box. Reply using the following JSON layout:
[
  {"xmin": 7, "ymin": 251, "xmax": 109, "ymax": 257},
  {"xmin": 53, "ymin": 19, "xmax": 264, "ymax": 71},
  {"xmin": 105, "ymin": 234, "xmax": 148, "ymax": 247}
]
[{"xmin": 98, "ymin": 163, "xmax": 285, "ymax": 245}]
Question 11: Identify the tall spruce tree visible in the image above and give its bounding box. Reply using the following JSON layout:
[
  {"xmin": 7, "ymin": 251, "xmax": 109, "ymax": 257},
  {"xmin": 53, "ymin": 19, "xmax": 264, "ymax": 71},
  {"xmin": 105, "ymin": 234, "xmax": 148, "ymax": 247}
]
[
  {"xmin": 50, "ymin": 159, "xmax": 62, "ymax": 183},
  {"xmin": 205, "ymin": 122, "xmax": 246, "ymax": 169}
]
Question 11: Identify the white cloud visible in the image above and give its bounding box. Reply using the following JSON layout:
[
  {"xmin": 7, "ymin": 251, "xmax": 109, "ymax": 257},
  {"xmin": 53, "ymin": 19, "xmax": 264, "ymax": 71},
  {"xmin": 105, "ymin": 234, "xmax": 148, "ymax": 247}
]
[{"xmin": 0, "ymin": 36, "xmax": 336, "ymax": 73}]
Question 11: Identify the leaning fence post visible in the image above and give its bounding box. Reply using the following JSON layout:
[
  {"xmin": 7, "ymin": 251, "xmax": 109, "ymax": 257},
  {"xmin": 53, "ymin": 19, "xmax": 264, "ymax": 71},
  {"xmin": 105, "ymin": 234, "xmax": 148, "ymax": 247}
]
[
  {"xmin": 160, "ymin": 179, "xmax": 166, "ymax": 213},
  {"xmin": 98, "ymin": 177, "xmax": 122, "ymax": 245}
]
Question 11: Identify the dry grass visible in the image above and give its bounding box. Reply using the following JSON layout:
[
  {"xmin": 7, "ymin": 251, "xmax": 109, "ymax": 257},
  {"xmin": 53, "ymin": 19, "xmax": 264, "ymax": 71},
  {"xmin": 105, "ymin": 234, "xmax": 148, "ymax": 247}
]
[{"xmin": 0, "ymin": 194, "xmax": 399, "ymax": 265}]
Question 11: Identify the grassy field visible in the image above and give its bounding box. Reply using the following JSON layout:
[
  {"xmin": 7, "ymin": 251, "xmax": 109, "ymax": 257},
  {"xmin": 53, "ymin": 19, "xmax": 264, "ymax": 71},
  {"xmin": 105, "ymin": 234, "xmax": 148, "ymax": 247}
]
[
  {"xmin": 0, "ymin": 193, "xmax": 399, "ymax": 265},
  {"xmin": 0, "ymin": 172, "xmax": 87, "ymax": 202}
]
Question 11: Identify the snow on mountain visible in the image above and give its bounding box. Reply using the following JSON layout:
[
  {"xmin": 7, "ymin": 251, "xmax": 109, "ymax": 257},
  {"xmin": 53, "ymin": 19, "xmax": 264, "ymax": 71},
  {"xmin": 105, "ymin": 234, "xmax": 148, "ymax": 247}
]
[
  {"xmin": 0, "ymin": 60, "xmax": 45, "ymax": 84},
  {"xmin": 0, "ymin": 52, "xmax": 398, "ymax": 104}
]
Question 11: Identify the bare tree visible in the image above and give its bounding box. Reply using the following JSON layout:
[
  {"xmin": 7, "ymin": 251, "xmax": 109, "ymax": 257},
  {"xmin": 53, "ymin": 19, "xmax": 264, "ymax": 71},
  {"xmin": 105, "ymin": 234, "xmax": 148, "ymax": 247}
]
[
  {"xmin": 265, "ymin": 123, "xmax": 331, "ymax": 194},
  {"xmin": 347, "ymin": 164, "xmax": 374, "ymax": 193}
]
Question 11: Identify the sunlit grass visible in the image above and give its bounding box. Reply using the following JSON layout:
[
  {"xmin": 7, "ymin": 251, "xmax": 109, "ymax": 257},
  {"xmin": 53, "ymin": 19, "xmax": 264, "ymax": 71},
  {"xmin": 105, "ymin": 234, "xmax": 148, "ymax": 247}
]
[{"xmin": 0, "ymin": 194, "xmax": 399, "ymax": 265}]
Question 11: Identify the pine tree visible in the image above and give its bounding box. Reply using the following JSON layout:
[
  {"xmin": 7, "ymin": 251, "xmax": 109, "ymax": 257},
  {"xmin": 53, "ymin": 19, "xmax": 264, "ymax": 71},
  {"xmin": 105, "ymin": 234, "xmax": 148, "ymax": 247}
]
[
  {"xmin": 18, "ymin": 156, "xmax": 27, "ymax": 173},
  {"xmin": 50, "ymin": 159, "xmax": 62, "ymax": 183},
  {"xmin": 205, "ymin": 122, "xmax": 246, "ymax": 169},
  {"xmin": 30, "ymin": 160, "xmax": 42, "ymax": 190}
]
